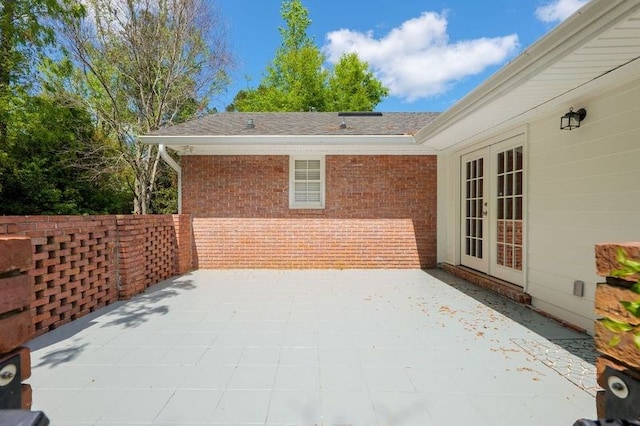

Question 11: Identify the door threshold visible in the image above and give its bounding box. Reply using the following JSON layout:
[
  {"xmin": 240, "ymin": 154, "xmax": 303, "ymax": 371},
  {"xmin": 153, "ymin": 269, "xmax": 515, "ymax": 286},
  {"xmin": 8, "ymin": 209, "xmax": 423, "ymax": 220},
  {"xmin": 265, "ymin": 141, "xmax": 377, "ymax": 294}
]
[{"xmin": 439, "ymin": 263, "xmax": 532, "ymax": 305}]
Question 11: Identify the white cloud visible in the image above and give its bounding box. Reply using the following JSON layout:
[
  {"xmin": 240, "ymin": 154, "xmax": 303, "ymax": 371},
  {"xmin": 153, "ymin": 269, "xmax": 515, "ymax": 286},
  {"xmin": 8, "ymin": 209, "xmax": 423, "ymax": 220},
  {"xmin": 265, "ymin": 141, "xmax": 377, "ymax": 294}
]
[
  {"xmin": 323, "ymin": 12, "xmax": 519, "ymax": 102},
  {"xmin": 535, "ymin": 0, "xmax": 589, "ymax": 23}
]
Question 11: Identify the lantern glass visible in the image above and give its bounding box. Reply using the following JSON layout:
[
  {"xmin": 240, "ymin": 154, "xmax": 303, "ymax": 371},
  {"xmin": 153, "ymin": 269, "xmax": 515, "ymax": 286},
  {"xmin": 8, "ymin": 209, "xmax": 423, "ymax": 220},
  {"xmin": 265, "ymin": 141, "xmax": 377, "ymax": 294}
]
[{"xmin": 560, "ymin": 108, "xmax": 584, "ymax": 130}]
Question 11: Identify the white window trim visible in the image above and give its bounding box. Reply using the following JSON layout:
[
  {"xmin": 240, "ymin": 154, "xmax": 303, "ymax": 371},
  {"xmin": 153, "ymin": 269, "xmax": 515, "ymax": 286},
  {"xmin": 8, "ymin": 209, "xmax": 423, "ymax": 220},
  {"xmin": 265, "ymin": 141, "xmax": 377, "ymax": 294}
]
[{"xmin": 289, "ymin": 155, "xmax": 325, "ymax": 209}]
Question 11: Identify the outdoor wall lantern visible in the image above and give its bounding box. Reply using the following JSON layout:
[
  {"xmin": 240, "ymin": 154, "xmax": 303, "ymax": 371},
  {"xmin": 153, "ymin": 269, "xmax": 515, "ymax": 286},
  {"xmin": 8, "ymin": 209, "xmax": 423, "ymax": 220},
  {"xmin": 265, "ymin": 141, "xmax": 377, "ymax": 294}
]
[
  {"xmin": 560, "ymin": 107, "xmax": 587, "ymax": 130},
  {"xmin": 246, "ymin": 118, "xmax": 255, "ymax": 129}
]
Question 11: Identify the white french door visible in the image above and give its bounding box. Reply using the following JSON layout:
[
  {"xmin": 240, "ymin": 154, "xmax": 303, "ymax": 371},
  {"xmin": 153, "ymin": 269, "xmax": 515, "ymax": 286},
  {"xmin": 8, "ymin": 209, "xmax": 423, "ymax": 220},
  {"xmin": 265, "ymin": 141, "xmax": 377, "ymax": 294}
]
[
  {"xmin": 461, "ymin": 149, "xmax": 489, "ymax": 273},
  {"xmin": 460, "ymin": 135, "xmax": 525, "ymax": 286}
]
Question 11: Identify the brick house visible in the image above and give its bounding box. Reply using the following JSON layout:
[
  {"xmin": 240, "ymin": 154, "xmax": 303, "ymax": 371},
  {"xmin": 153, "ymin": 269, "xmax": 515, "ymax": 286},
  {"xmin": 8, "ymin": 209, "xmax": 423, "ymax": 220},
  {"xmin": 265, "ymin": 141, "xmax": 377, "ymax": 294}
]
[
  {"xmin": 143, "ymin": 112, "xmax": 440, "ymax": 269},
  {"xmin": 145, "ymin": 0, "xmax": 640, "ymax": 333}
]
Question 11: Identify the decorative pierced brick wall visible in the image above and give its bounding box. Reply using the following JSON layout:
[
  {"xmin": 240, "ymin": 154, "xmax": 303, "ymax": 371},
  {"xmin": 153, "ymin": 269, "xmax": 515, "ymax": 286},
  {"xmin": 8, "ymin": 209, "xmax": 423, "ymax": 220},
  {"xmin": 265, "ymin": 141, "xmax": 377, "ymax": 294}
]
[
  {"xmin": 0, "ymin": 236, "xmax": 34, "ymax": 409},
  {"xmin": 116, "ymin": 215, "xmax": 185, "ymax": 299},
  {"xmin": 183, "ymin": 155, "xmax": 437, "ymax": 269},
  {"xmin": 0, "ymin": 215, "xmax": 192, "ymax": 337},
  {"xmin": 0, "ymin": 216, "xmax": 118, "ymax": 335},
  {"xmin": 594, "ymin": 242, "xmax": 640, "ymax": 419}
]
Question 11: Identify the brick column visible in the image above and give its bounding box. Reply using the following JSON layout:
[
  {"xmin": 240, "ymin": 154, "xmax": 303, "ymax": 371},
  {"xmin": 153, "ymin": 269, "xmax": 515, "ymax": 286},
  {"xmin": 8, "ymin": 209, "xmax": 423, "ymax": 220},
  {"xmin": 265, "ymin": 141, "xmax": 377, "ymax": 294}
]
[
  {"xmin": 0, "ymin": 236, "xmax": 34, "ymax": 409},
  {"xmin": 173, "ymin": 214, "xmax": 194, "ymax": 274},
  {"xmin": 594, "ymin": 242, "xmax": 640, "ymax": 419}
]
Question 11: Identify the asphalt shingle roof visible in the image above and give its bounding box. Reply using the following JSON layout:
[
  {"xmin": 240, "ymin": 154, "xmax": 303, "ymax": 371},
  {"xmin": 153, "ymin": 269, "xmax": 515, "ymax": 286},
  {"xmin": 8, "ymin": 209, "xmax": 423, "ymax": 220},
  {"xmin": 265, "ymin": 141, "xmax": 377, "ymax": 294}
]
[{"xmin": 150, "ymin": 112, "xmax": 439, "ymax": 137}]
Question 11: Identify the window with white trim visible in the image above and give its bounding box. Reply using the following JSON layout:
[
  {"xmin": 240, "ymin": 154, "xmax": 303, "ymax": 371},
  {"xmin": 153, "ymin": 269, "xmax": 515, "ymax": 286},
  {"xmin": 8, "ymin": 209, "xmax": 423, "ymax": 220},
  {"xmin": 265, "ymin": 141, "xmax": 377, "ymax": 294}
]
[{"xmin": 289, "ymin": 156, "xmax": 325, "ymax": 209}]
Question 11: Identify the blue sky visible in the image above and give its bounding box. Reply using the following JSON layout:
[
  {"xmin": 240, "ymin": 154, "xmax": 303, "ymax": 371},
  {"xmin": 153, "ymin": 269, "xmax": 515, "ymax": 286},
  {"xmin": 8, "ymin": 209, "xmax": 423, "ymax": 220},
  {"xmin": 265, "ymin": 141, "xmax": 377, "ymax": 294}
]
[{"xmin": 214, "ymin": 0, "xmax": 589, "ymax": 112}]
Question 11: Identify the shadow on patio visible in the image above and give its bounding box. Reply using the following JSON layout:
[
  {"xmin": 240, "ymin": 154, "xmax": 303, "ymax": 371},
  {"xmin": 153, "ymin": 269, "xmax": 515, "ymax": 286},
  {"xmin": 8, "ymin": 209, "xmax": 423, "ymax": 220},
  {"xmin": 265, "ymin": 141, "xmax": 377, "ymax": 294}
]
[{"xmin": 29, "ymin": 275, "xmax": 197, "ymax": 369}]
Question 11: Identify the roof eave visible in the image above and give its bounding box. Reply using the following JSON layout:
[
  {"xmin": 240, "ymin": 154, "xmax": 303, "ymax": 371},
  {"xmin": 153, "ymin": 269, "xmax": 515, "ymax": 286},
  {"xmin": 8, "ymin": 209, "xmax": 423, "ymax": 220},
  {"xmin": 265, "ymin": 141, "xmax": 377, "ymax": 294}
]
[
  {"xmin": 140, "ymin": 134, "xmax": 439, "ymax": 155},
  {"xmin": 414, "ymin": 0, "xmax": 640, "ymax": 149}
]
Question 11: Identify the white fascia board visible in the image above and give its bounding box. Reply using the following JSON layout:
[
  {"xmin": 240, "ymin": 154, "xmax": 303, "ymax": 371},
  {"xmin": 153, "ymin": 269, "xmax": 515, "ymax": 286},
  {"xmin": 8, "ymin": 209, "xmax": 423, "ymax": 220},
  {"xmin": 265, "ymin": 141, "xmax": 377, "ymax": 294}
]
[
  {"xmin": 176, "ymin": 145, "xmax": 436, "ymax": 155},
  {"xmin": 414, "ymin": 0, "xmax": 640, "ymax": 148},
  {"xmin": 141, "ymin": 134, "xmax": 416, "ymax": 146},
  {"xmin": 139, "ymin": 134, "xmax": 438, "ymax": 155}
]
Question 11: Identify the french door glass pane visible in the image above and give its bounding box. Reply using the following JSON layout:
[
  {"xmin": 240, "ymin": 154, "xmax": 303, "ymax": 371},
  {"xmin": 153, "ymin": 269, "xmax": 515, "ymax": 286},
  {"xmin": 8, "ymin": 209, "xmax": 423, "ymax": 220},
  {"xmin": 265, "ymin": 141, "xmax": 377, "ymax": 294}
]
[
  {"xmin": 464, "ymin": 157, "xmax": 484, "ymax": 259},
  {"xmin": 496, "ymin": 146, "xmax": 524, "ymax": 271}
]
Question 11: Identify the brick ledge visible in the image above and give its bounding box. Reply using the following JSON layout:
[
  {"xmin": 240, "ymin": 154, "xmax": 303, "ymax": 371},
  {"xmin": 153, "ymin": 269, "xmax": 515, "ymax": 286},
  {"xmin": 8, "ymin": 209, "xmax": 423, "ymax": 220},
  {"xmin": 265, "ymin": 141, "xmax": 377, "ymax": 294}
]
[{"xmin": 439, "ymin": 263, "xmax": 532, "ymax": 305}]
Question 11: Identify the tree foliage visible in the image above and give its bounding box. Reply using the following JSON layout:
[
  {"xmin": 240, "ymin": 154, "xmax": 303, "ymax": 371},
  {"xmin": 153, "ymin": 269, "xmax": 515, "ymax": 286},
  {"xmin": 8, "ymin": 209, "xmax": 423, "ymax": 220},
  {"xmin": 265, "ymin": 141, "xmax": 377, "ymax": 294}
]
[
  {"xmin": 0, "ymin": 0, "xmax": 134, "ymax": 214},
  {"xmin": 0, "ymin": 93, "xmax": 132, "ymax": 214},
  {"xmin": 327, "ymin": 53, "xmax": 389, "ymax": 112},
  {"xmin": 0, "ymin": 0, "xmax": 84, "ymax": 145},
  {"xmin": 230, "ymin": 0, "xmax": 387, "ymax": 112},
  {"xmin": 261, "ymin": 0, "xmax": 327, "ymax": 111},
  {"xmin": 57, "ymin": 0, "xmax": 232, "ymax": 213}
]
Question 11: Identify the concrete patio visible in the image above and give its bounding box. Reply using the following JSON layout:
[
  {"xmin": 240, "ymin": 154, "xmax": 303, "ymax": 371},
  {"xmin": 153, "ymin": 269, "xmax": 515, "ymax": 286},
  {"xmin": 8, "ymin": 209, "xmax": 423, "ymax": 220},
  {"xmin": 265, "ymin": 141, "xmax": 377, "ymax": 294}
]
[{"xmin": 26, "ymin": 269, "xmax": 597, "ymax": 425}]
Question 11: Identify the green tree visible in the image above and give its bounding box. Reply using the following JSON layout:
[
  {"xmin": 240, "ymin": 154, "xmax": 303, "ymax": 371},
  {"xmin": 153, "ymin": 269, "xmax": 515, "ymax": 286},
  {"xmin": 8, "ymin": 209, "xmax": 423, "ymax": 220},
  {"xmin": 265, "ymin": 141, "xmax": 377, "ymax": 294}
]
[
  {"xmin": 0, "ymin": 0, "xmax": 131, "ymax": 214},
  {"xmin": 230, "ymin": 0, "xmax": 387, "ymax": 112},
  {"xmin": 234, "ymin": 0, "xmax": 326, "ymax": 112},
  {"xmin": 0, "ymin": 94, "xmax": 132, "ymax": 214},
  {"xmin": 326, "ymin": 53, "xmax": 389, "ymax": 112},
  {"xmin": 58, "ymin": 0, "xmax": 232, "ymax": 213},
  {"xmin": 0, "ymin": 0, "xmax": 84, "ymax": 145}
]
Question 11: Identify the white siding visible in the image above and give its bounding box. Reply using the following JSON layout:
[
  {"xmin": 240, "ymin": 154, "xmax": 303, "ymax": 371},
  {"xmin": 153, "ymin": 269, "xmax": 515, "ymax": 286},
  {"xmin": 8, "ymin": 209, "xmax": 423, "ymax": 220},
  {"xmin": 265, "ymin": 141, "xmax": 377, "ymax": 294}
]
[
  {"xmin": 526, "ymin": 77, "xmax": 640, "ymax": 333},
  {"xmin": 437, "ymin": 154, "xmax": 458, "ymax": 265}
]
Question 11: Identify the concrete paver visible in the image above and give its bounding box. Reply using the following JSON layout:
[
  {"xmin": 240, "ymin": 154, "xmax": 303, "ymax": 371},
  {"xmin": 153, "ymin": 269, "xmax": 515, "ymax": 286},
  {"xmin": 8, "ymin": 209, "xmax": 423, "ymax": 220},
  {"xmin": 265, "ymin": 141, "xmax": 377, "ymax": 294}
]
[{"xmin": 26, "ymin": 269, "xmax": 597, "ymax": 425}]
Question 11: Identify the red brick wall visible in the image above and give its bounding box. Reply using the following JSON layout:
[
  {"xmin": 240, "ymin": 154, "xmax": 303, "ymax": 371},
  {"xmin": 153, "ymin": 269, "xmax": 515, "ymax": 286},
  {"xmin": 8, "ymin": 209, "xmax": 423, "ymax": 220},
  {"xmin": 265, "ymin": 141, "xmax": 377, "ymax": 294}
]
[
  {"xmin": 0, "ymin": 215, "xmax": 192, "ymax": 336},
  {"xmin": 0, "ymin": 236, "xmax": 34, "ymax": 409},
  {"xmin": 0, "ymin": 216, "xmax": 118, "ymax": 335},
  {"xmin": 173, "ymin": 214, "xmax": 196, "ymax": 273},
  {"xmin": 183, "ymin": 155, "xmax": 437, "ymax": 268},
  {"xmin": 116, "ymin": 215, "xmax": 182, "ymax": 299}
]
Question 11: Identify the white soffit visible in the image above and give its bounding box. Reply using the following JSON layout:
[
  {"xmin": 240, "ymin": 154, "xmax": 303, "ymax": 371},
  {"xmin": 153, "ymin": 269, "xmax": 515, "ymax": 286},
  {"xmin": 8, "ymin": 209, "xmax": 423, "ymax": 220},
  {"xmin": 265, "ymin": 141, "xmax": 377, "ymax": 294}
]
[{"xmin": 415, "ymin": 0, "xmax": 640, "ymax": 152}]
